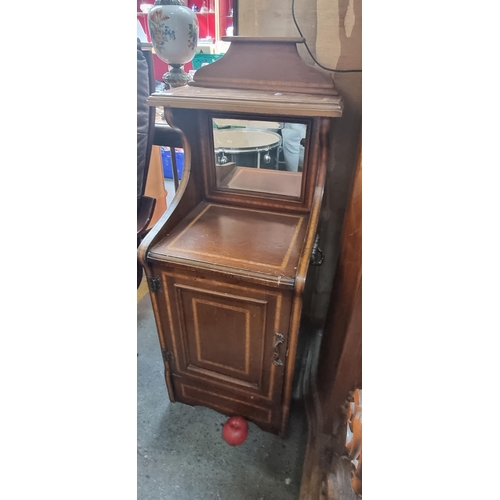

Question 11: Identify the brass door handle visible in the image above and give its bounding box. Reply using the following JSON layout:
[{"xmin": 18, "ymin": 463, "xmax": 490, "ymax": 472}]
[{"xmin": 273, "ymin": 332, "xmax": 284, "ymax": 366}]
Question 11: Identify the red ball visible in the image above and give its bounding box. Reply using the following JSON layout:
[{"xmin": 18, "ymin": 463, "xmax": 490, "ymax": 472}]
[{"xmin": 222, "ymin": 416, "xmax": 248, "ymax": 446}]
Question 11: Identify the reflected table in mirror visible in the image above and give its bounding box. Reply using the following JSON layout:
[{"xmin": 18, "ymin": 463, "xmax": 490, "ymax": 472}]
[
  {"xmin": 212, "ymin": 117, "xmax": 307, "ymax": 198},
  {"xmin": 213, "ymin": 118, "xmax": 281, "ymax": 131},
  {"xmin": 214, "ymin": 129, "xmax": 282, "ymax": 170}
]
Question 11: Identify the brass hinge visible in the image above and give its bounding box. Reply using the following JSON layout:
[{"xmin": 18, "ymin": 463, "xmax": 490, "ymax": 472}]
[
  {"xmin": 148, "ymin": 276, "xmax": 162, "ymax": 293},
  {"xmin": 161, "ymin": 349, "xmax": 173, "ymax": 365}
]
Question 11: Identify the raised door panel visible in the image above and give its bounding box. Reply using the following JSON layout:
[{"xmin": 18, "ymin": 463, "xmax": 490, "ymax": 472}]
[{"xmin": 175, "ymin": 283, "xmax": 269, "ymax": 394}]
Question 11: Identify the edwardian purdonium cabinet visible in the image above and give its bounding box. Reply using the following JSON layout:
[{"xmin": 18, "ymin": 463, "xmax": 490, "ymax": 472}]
[{"xmin": 138, "ymin": 37, "xmax": 343, "ymax": 436}]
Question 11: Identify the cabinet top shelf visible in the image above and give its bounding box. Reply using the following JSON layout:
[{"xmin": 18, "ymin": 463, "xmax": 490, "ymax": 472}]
[{"xmin": 148, "ymin": 87, "xmax": 343, "ymax": 118}]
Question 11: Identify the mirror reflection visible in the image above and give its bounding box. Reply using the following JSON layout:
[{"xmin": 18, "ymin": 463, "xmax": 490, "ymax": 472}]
[{"xmin": 212, "ymin": 118, "xmax": 307, "ymax": 198}]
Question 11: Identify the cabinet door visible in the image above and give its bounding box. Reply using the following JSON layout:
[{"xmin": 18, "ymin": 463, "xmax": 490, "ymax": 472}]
[{"xmin": 153, "ymin": 267, "xmax": 291, "ymax": 432}]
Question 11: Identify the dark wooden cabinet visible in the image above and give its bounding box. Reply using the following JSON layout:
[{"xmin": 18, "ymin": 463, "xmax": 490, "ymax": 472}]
[
  {"xmin": 138, "ymin": 37, "xmax": 343, "ymax": 435},
  {"xmin": 300, "ymin": 143, "xmax": 361, "ymax": 499},
  {"xmin": 152, "ymin": 265, "xmax": 292, "ymax": 432}
]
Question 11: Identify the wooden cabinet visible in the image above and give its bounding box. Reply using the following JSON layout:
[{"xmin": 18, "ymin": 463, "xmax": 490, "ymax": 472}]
[
  {"xmin": 152, "ymin": 265, "xmax": 292, "ymax": 432},
  {"xmin": 138, "ymin": 37, "xmax": 343, "ymax": 435}
]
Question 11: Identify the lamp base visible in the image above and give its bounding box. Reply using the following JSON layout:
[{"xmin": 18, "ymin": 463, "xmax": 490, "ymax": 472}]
[{"xmin": 162, "ymin": 64, "xmax": 192, "ymax": 88}]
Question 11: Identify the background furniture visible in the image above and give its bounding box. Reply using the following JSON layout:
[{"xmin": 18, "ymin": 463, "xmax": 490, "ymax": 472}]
[
  {"xmin": 137, "ymin": 41, "xmax": 157, "ymax": 287},
  {"xmin": 299, "ymin": 142, "xmax": 362, "ymax": 498},
  {"xmin": 138, "ymin": 37, "xmax": 343, "ymax": 436},
  {"xmin": 138, "ymin": 41, "xmax": 186, "ymax": 286}
]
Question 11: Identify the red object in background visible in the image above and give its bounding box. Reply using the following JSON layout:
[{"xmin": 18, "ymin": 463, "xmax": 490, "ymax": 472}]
[
  {"xmin": 222, "ymin": 416, "xmax": 248, "ymax": 446},
  {"xmin": 137, "ymin": 0, "xmax": 152, "ymax": 39}
]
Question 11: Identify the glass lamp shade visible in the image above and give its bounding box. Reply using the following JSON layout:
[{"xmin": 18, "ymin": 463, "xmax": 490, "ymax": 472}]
[{"xmin": 148, "ymin": 0, "xmax": 199, "ymax": 87}]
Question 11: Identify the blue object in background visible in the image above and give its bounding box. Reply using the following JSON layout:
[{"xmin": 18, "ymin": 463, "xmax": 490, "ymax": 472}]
[{"xmin": 161, "ymin": 148, "xmax": 184, "ymax": 179}]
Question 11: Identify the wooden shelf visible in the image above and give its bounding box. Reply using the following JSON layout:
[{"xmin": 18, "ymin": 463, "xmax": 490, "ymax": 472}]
[{"xmin": 149, "ymin": 87, "xmax": 343, "ymax": 118}]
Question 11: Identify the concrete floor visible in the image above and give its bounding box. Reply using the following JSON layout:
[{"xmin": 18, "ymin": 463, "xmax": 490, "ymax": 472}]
[{"xmin": 138, "ymin": 293, "xmax": 308, "ymax": 500}]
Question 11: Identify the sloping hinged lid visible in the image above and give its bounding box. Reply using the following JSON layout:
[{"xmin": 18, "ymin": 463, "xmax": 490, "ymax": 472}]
[{"xmin": 148, "ymin": 202, "xmax": 308, "ymax": 289}]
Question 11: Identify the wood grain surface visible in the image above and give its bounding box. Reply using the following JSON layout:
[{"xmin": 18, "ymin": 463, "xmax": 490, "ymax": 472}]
[
  {"xmin": 299, "ymin": 142, "xmax": 362, "ymax": 499},
  {"xmin": 191, "ymin": 37, "xmax": 339, "ymax": 96},
  {"xmin": 149, "ymin": 202, "xmax": 307, "ymax": 286},
  {"xmin": 148, "ymin": 87, "xmax": 343, "ymax": 118}
]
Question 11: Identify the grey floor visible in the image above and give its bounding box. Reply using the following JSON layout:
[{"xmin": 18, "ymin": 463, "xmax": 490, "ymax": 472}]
[{"xmin": 138, "ymin": 294, "xmax": 308, "ymax": 500}]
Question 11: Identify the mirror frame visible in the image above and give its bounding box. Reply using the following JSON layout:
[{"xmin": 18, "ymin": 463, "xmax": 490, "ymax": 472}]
[{"xmin": 201, "ymin": 110, "xmax": 316, "ymax": 212}]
